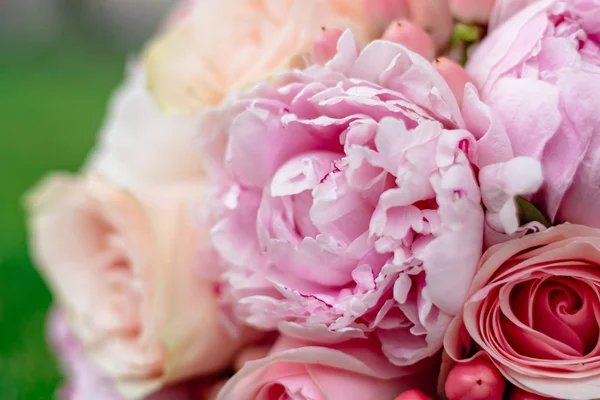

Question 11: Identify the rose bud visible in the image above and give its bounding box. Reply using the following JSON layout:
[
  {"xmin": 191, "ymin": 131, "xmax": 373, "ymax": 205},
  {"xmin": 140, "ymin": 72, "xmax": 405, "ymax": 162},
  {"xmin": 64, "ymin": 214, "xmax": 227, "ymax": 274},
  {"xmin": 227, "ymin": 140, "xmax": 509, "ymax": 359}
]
[
  {"xmin": 433, "ymin": 57, "xmax": 473, "ymax": 105},
  {"xmin": 445, "ymin": 358, "xmax": 506, "ymax": 400},
  {"xmin": 406, "ymin": 0, "xmax": 453, "ymax": 51},
  {"xmin": 363, "ymin": 0, "xmax": 409, "ymax": 34},
  {"xmin": 382, "ymin": 20, "xmax": 435, "ymax": 60},
  {"xmin": 394, "ymin": 389, "xmax": 433, "ymax": 400},
  {"xmin": 311, "ymin": 27, "xmax": 344, "ymax": 64},
  {"xmin": 449, "ymin": 0, "xmax": 495, "ymax": 25}
]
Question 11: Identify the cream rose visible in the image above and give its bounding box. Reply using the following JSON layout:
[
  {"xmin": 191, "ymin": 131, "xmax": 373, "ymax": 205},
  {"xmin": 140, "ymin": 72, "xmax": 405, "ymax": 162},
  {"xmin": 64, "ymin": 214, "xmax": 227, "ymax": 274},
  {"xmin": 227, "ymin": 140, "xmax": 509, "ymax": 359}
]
[
  {"xmin": 143, "ymin": 0, "xmax": 393, "ymax": 114},
  {"xmin": 28, "ymin": 65, "xmax": 255, "ymax": 399}
]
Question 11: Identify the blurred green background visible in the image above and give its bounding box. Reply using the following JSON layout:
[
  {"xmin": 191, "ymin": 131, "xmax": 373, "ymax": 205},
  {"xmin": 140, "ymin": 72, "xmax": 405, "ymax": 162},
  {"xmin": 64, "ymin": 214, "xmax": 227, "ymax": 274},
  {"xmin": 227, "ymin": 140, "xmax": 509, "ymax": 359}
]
[{"xmin": 0, "ymin": 1, "xmax": 175, "ymax": 397}]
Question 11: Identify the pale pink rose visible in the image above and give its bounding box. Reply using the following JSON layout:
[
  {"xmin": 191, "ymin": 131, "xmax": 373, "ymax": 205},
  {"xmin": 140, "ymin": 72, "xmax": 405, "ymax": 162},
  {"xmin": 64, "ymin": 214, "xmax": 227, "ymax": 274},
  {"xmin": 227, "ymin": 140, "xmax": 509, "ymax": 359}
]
[
  {"xmin": 443, "ymin": 224, "xmax": 600, "ymax": 399},
  {"xmin": 29, "ymin": 65, "xmax": 256, "ymax": 399},
  {"xmin": 29, "ymin": 173, "xmax": 242, "ymax": 399},
  {"xmin": 199, "ymin": 31, "xmax": 491, "ymax": 367},
  {"xmin": 87, "ymin": 63, "xmax": 205, "ymax": 190},
  {"xmin": 49, "ymin": 309, "xmax": 122, "ymax": 399},
  {"xmin": 217, "ymin": 336, "xmax": 438, "ymax": 400},
  {"xmin": 466, "ymin": 0, "xmax": 600, "ymax": 230},
  {"xmin": 144, "ymin": 0, "xmax": 405, "ymax": 114},
  {"xmin": 48, "ymin": 309, "xmax": 225, "ymax": 400}
]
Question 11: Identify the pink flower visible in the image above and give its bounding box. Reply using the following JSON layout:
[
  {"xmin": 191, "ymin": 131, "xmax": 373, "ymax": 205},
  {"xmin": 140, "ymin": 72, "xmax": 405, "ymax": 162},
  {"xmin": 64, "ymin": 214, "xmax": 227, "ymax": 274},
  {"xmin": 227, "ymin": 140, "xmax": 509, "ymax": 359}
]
[
  {"xmin": 48, "ymin": 310, "xmax": 226, "ymax": 400},
  {"xmin": 433, "ymin": 57, "xmax": 473, "ymax": 105},
  {"xmin": 394, "ymin": 390, "xmax": 433, "ymax": 400},
  {"xmin": 368, "ymin": 0, "xmax": 454, "ymax": 52},
  {"xmin": 405, "ymin": 0, "xmax": 454, "ymax": 50},
  {"xmin": 443, "ymin": 224, "xmax": 600, "ymax": 399},
  {"xmin": 216, "ymin": 336, "xmax": 438, "ymax": 400},
  {"xmin": 48, "ymin": 309, "xmax": 122, "ymax": 399},
  {"xmin": 444, "ymin": 358, "xmax": 506, "ymax": 400},
  {"xmin": 28, "ymin": 65, "xmax": 256, "ymax": 398},
  {"xmin": 382, "ymin": 20, "xmax": 436, "ymax": 61},
  {"xmin": 200, "ymin": 31, "xmax": 486, "ymax": 367},
  {"xmin": 489, "ymin": 0, "xmax": 536, "ymax": 29},
  {"xmin": 467, "ymin": 0, "xmax": 600, "ymax": 229}
]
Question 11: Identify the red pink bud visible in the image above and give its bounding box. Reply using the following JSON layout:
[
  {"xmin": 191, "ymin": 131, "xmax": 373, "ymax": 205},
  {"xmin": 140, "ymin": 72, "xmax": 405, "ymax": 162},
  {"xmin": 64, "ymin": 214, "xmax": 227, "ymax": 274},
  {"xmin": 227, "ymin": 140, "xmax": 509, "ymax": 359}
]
[
  {"xmin": 382, "ymin": 20, "xmax": 436, "ymax": 61},
  {"xmin": 433, "ymin": 57, "xmax": 473, "ymax": 105},
  {"xmin": 445, "ymin": 358, "xmax": 506, "ymax": 400},
  {"xmin": 406, "ymin": 0, "xmax": 453, "ymax": 51},
  {"xmin": 311, "ymin": 27, "xmax": 344, "ymax": 64},
  {"xmin": 394, "ymin": 389, "xmax": 432, "ymax": 400}
]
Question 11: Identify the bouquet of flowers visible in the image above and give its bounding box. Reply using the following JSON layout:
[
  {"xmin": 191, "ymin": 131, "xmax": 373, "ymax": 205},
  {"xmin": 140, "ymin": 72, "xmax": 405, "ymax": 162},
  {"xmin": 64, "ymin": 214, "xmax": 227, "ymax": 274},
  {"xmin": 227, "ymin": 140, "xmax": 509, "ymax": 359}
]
[{"xmin": 27, "ymin": 0, "xmax": 600, "ymax": 399}]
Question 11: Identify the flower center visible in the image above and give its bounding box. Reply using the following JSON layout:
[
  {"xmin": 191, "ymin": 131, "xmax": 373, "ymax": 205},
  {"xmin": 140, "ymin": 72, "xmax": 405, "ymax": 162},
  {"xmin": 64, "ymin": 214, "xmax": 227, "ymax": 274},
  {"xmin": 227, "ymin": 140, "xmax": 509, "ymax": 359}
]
[{"xmin": 508, "ymin": 276, "xmax": 599, "ymax": 358}]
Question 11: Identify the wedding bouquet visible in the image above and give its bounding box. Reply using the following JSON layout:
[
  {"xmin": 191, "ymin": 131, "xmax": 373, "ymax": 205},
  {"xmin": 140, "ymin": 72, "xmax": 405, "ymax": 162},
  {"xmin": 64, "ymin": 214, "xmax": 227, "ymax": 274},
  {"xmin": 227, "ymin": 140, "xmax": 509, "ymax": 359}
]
[{"xmin": 27, "ymin": 0, "xmax": 600, "ymax": 399}]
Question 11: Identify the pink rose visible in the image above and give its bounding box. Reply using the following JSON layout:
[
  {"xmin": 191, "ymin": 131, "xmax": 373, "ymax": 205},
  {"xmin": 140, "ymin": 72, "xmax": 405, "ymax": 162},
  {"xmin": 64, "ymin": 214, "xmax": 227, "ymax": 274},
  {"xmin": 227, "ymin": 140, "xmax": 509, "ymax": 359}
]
[
  {"xmin": 466, "ymin": 0, "xmax": 600, "ymax": 229},
  {"xmin": 200, "ymin": 31, "xmax": 488, "ymax": 367},
  {"xmin": 217, "ymin": 336, "xmax": 438, "ymax": 400},
  {"xmin": 444, "ymin": 224, "xmax": 600, "ymax": 399},
  {"xmin": 28, "ymin": 66, "xmax": 255, "ymax": 398}
]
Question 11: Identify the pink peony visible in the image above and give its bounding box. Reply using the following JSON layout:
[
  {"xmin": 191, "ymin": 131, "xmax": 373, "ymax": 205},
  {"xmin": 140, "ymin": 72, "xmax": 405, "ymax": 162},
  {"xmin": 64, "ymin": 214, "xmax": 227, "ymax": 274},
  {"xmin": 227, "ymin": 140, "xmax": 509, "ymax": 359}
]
[
  {"xmin": 467, "ymin": 0, "xmax": 600, "ymax": 229},
  {"xmin": 443, "ymin": 224, "xmax": 600, "ymax": 399},
  {"xmin": 489, "ymin": 0, "xmax": 537, "ymax": 29},
  {"xmin": 199, "ymin": 31, "xmax": 488, "ymax": 367},
  {"xmin": 216, "ymin": 336, "xmax": 438, "ymax": 400}
]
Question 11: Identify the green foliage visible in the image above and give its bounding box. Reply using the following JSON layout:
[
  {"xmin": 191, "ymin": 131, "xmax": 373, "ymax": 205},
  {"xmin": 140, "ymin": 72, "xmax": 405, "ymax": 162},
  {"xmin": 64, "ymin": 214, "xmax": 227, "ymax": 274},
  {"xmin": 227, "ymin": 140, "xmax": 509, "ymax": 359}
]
[
  {"xmin": 0, "ymin": 37, "xmax": 125, "ymax": 399},
  {"xmin": 517, "ymin": 197, "xmax": 552, "ymax": 228}
]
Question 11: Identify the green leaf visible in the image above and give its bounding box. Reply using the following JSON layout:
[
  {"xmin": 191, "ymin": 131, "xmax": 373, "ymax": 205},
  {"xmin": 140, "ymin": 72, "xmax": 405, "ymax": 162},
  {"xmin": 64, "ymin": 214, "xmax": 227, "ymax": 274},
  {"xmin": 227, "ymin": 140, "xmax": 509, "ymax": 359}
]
[
  {"xmin": 516, "ymin": 197, "xmax": 552, "ymax": 228},
  {"xmin": 453, "ymin": 23, "xmax": 483, "ymax": 43}
]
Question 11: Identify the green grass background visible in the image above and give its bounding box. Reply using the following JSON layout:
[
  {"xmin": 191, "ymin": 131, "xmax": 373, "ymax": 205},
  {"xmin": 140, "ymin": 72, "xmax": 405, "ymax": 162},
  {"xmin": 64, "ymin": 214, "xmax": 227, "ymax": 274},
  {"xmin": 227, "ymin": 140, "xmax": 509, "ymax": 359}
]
[{"xmin": 0, "ymin": 35, "xmax": 126, "ymax": 398}]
